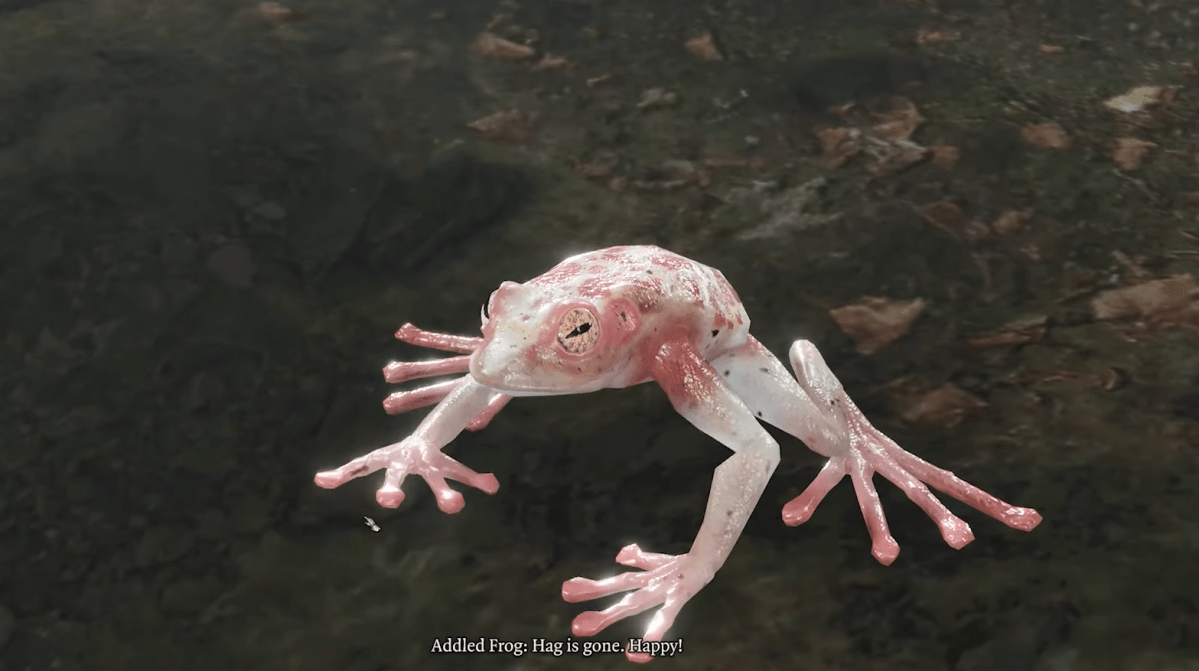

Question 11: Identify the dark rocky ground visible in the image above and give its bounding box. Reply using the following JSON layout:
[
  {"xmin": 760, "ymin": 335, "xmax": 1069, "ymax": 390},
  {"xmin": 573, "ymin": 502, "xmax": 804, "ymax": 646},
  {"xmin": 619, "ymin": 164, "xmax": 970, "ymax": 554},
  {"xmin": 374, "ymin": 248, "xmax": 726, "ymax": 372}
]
[{"xmin": 2, "ymin": 0, "xmax": 1198, "ymax": 669}]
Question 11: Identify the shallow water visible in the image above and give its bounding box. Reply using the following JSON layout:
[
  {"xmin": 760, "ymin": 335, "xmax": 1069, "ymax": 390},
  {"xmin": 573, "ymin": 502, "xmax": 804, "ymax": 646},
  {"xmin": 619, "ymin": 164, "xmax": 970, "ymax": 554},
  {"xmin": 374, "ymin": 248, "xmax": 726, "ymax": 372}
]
[{"xmin": 2, "ymin": 0, "xmax": 1198, "ymax": 669}]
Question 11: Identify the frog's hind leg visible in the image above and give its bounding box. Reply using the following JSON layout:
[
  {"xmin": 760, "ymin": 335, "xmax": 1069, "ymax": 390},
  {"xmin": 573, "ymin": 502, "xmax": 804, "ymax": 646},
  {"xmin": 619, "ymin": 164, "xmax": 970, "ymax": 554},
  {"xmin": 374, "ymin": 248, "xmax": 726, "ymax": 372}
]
[
  {"xmin": 709, "ymin": 337, "xmax": 1040, "ymax": 565},
  {"xmin": 708, "ymin": 337, "xmax": 842, "ymax": 450}
]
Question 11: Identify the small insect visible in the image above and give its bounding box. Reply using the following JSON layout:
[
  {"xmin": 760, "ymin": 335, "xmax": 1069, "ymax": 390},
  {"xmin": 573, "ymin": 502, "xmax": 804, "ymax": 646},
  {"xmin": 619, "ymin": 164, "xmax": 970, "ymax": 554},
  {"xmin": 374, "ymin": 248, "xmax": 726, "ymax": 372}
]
[{"xmin": 364, "ymin": 516, "xmax": 380, "ymax": 532}]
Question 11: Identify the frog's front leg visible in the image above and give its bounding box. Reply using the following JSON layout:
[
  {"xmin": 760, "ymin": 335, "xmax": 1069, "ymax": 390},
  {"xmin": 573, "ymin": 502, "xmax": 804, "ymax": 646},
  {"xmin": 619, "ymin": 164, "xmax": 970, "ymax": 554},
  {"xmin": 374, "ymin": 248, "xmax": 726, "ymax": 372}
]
[
  {"xmin": 314, "ymin": 377, "xmax": 501, "ymax": 512},
  {"xmin": 562, "ymin": 339, "xmax": 779, "ymax": 663},
  {"xmin": 711, "ymin": 337, "xmax": 1041, "ymax": 565},
  {"xmin": 379, "ymin": 323, "xmax": 513, "ymax": 430}
]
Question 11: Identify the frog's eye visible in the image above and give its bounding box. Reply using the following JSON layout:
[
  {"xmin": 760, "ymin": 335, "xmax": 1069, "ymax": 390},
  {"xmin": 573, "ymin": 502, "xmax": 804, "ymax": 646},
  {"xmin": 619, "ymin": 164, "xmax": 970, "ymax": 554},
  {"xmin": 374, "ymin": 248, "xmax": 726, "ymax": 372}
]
[
  {"xmin": 480, "ymin": 291, "xmax": 497, "ymax": 327},
  {"xmin": 557, "ymin": 308, "xmax": 599, "ymax": 354}
]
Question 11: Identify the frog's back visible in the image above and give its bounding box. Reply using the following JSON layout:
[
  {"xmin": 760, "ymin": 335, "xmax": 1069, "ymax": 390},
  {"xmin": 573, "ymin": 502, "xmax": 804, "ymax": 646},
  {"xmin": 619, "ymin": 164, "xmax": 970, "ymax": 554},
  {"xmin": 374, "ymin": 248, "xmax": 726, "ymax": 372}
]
[{"xmin": 530, "ymin": 245, "xmax": 751, "ymax": 348}]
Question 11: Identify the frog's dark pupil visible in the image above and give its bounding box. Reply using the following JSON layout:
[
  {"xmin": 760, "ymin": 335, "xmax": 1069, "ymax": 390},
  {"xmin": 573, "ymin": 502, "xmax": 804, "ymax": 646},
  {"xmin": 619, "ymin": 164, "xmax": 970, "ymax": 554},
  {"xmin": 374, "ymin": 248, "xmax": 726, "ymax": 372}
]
[{"xmin": 566, "ymin": 322, "xmax": 592, "ymax": 338}]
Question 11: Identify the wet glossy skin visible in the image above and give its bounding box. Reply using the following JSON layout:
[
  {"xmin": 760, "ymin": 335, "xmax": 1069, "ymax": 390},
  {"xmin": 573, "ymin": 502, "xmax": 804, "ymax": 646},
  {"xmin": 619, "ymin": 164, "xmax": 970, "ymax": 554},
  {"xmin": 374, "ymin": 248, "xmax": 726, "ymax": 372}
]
[
  {"xmin": 314, "ymin": 245, "xmax": 1042, "ymax": 663},
  {"xmin": 469, "ymin": 246, "xmax": 751, "ymax": 395}
]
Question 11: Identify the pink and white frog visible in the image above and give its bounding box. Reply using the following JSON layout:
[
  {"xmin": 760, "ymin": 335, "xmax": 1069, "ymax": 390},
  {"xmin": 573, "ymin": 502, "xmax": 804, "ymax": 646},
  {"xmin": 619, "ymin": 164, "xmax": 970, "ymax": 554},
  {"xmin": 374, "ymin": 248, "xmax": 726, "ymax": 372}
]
[{"xmin": 314, "ymin": 245, "xmax": 1041, "ymax": 663}]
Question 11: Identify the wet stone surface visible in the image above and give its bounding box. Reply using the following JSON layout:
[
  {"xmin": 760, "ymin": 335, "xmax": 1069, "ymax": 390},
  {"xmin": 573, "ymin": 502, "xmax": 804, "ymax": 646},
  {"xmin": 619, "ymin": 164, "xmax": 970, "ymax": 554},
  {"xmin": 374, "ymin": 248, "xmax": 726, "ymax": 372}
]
[{"xmin": 2, "ymin": 0, "xmax": 1198, "ymax": 669}]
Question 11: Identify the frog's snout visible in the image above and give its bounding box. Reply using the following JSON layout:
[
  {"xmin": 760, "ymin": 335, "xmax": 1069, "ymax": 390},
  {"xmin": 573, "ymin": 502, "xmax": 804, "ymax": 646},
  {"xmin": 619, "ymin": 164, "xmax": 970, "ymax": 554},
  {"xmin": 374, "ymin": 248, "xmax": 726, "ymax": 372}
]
[
  {"xmin": 469, "ymin": 336, "xmax": 532, "ymax": 391},
  {"xmin": 468, "ymin": 345, "xmax": 498, "ymax": 385}
]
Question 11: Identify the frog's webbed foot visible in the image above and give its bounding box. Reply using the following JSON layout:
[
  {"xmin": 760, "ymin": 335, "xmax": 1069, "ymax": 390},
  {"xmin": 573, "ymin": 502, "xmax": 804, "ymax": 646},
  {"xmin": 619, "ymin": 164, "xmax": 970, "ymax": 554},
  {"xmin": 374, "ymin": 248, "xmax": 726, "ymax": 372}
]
[
  {"xmin": 783, "ymin": 341, "xmax": 1042, "ymax": 565},
  {"xmin": 379, "ymin": 323, "xmax": 511, "ymax": 430},
  {"xmin": 314, "ymin": 433, "xmax": 499, "ymax": 512},
  {"xmin": 562, "ymin": 544, "xmax": 713, "ymax": 663}
]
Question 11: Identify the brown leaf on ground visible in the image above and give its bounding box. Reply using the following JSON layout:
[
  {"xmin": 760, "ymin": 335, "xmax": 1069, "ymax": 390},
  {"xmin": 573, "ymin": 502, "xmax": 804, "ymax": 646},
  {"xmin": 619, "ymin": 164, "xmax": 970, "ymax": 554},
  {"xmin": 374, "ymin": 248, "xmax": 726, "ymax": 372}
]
[
  {"xmin": 817, "ymin": 127, "xmax": 858, "ymax": 168},
  {"xmin": 866, "ymin": 145, "xmax": 930, "ymax": 176},
  {"xmin": 1111, "ymin": 250, "xmax": 1153, "ymax": 284},
  {"xmin": 1112, "ymin": 137, "xmax": 1155, "ymax": 171},
  {"xmin": 1021, "ymin": 122, "xmax": 1071, "ymax": 149},
  {"xmin": 572, "ymin": 156, "xmax": 617, "ymax": 179},
  {"xmin": 993, "ymin": 210, "xmax": 1031, "ymax": 235},
  {"xmin": 685, "ymin": 33, "xmax": 723, "ymax": 61},
  {"xmin": 472, "ymin": 32, "xmax": 536, "ymax": 60},
  {"xmin": 1039, "ymin": 44, "xmax": 1064, "ymax": 54},
  {"xmin": 532, "ymin": 54, "xmax": 573, "ymax": 71},
  {"xmin": 966, "ymin": 315, "xmax": 1048, "ymax": 350},
  {"xmin": 921, "ymin": 201, "xmax": 966, "ymax": 236},
  {"xmin": 1092, "ymin": 274, "xmax": 1199, "ymax": 323},
  {"xmin": 916, "ymin": 28, "xmax": 959, "ymax": 44},
  {"xmin": 1103, "ymin": 85, "xmax": 1168, "ymax": 113},
  {"xmin": 829, "ymin": 297, "xmax": 925, "ymax": 354},
  {"xmin": 864, "ymin": 97, "xmax": 923, "ymax": 142},
  {"xmin": 467, "ymin": 110, "xmax": 537, "ymax": 143},
  {"xmin": 586, "ymin": 73, "xmax": 613, "ymax": 87},
  {"xmin": 637, "ymin": 88, "xmax": 680, "ymax": 110},
  {"xmin": 257, "ymin": 2, "xmax": 306, "ymax": 22},
  {"xmin": 897, "ymin": 383, "xmax": 988, "ymax": 428},
  {"xmin": 930, "ymin": 145, "xmax": 959, "ymax": 168},
  {"xmin": 817, "ymin": 98, "xmax": 927, "ymax": 173}
]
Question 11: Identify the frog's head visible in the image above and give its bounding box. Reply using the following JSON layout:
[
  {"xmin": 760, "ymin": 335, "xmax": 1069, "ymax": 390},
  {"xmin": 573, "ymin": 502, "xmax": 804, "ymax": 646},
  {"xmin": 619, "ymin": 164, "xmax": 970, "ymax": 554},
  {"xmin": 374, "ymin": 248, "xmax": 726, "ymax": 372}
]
[{"xmin": 469, "ymin": 281, "xmax": 641, "ymax": 395}]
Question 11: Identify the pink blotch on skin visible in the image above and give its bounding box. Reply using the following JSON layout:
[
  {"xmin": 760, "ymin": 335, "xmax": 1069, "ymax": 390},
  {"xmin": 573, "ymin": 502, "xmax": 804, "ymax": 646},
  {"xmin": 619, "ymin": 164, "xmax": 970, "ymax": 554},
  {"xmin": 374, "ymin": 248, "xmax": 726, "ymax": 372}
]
[
  {"xmin": 714, "ymin": 280, "xmax": 744, "ymax": 315},
  {"xmin": 575, "ymin": 277, "xmax": 615, "ymax": 299},
  {"xmin": 530, "ymin": 264, "xmax": 584, "ymax": 286},
  {"xmin": 649, "ymin": 253, "xmax": 689, "ymax": 272}
]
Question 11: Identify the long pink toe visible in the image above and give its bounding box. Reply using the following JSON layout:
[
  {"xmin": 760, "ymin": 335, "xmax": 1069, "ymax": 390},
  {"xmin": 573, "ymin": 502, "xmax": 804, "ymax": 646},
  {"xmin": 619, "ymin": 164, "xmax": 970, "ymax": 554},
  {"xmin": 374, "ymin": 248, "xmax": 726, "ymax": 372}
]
[
  {"xmin": 562, "ymin": 577, "xmax": 600, "ymax": 603},
  {"xmin": 376, "ymin": 486, "xmax": 405, "ymax": 508},
  {"xmin": 571, "ymin": 611, "xmax": 608, "ymax": 637},
  {"xmin": 435, "ymin": 489, "xmax": 465, "ymax": 514},
  {"xmin": 781, "ymin": 500, "xmax": 816, "ymax": 526},
  {"xmin": 872, "ymin": 537, "xmax": 900, "ymax": 565},
  {"xmin": 626, "ymin": 650, "xmax": 651, "ymax": 663},
  {"xmin": 475, "ymin": 473, "xmax": 500, "ymax": 495},
  {"xmin": 314, "ymin": 472, "xmax": 341, "ymax": 488},
  {"xmin": 1006, "ymin": 507, "xmax": 1043, "ymax": 531}
]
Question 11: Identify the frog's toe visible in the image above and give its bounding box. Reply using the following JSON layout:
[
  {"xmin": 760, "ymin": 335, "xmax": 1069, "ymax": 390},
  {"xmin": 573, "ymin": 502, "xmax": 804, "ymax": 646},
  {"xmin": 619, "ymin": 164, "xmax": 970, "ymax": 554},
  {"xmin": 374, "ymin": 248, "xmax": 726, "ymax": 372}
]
[
  {"xmin": 877, "ymin": 432, "xmax": 1044, "ymax": 534},
  {"xmin": 562, "ymin": 570, "xmax": 652, "ymax": 603},
  {"xmin": 425, "ymin": 451, "xmax": 500, "ymax": 495},
  {"xmin": 939, "ymin": 515, "xmax": 975, "ymax": 549},
  {"xmin": 571, "ymin": 592, "xmax": 658, "ymax": 637},
  {"xmin": 615, "ymin": 544, "xmax": 673, "ymax": 570},
  {"xmin": 376, "ymin": 483, "xmax": 406, "ymax": 508},
  {"xmin": 781, "ymin": 458, "xmax": 847, "ymax": 526},
  {"xmin": 1004, "ymin": 507, "xmax": 1043, "ymax": 531},
  {"xmin": 314, "ymin": 451, "xmax": 385, "ymax": 489}
]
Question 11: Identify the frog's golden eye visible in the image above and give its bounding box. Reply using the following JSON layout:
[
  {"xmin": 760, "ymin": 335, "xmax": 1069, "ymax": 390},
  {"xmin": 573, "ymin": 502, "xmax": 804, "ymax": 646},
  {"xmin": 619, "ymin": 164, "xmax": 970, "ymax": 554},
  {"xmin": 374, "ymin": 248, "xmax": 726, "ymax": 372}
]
[{"xmin": 557, "ymin": 308, "xmax": 599, "ymax": 354}]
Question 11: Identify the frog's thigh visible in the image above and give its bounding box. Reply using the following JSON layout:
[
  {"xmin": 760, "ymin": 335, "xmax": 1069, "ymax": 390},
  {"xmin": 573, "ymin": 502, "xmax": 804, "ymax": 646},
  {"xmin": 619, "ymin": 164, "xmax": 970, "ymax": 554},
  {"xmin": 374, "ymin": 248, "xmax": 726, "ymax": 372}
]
[{"xmin": 709, "ymin": 337, "xmax": 833, "ymax": 447}]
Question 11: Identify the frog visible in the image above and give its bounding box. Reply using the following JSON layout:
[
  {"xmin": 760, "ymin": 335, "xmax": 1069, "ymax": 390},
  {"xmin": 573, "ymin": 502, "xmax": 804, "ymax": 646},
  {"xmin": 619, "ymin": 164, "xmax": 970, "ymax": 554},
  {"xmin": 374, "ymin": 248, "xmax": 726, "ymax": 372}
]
[{"xmin": 314, "ymin": 245, "xmax": 1042, "ymax": 663}]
